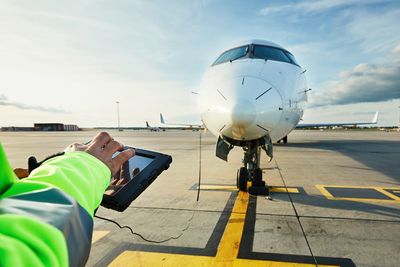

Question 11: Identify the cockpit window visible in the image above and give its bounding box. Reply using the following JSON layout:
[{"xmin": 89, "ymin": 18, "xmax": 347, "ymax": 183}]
[
  {"xmin": 212, "ymin": 45, "xmax": 248, "ymax": 66},
  {"xmin": 252, "ymin": 45, "xmax": 300, "ymax": 67},
  {"xmin": 284, "ymin": 51, "xmax": 300, "ymax": 66},
  {"xmin": 253, "ymin": 45, "xmax": 291, "ymax": 63}
]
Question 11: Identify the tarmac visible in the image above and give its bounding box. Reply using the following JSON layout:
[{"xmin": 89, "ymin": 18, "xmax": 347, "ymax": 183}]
[{"xmin": 1, "ymin": 129, "xmax": 400, "ymax": 267}]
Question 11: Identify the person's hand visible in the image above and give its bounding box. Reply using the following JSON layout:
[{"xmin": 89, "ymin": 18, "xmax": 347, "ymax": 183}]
[{"xmin": 64, "ymin": 132, "xmax": 134, "ymax": 176}]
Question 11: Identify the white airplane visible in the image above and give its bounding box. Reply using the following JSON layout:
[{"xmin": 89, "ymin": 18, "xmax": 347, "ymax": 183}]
[
  {"xmin": 160, "ymin": 113, "xmax": 203, "ymax": 131},
  {"xmin": 175, "ymin": 39, "xmax": 378, "ymax": 195},
  {"xmin": 145, "ymin": 121, "xmax": 164, "ymax": 132},
  {"xmin": 195, "ymin": 39, "xmax": 308, "ymax": 195}
]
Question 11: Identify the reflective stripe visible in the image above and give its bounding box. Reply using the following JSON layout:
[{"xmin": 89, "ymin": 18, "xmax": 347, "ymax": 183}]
[{"xmin": 0, "ymin": 187, "xmax": 93, "ymax": 267}]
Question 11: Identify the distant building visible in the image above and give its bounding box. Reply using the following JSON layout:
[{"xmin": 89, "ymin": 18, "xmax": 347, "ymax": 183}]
[
  {"xmin": 1, "ymin": 123, "xmax": 80, "ymax": 132},
  {"xmin": 1, "ymin": 126, "xmax": 35, "ymax": 131},
  {"xmin": 34, "ymin": 123, "xmax": 80, "ymax": 131},
  {"xmin": 34, "ymin": 123, "xmax": 64, "ymax": 131},
  {"xmin": 63, "ymin": 124, "xmax": 80, "ymax": 131}
]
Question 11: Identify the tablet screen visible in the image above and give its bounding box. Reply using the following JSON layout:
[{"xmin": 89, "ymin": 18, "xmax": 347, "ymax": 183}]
[{"xmin": 105, "ymin": 153, "xmax": 154, "ymax": 196}]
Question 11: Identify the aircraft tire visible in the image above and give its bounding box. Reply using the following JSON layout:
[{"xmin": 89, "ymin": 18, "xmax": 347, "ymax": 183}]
[{"xmin": 237, "ymin": 167, "xmax": 248, "ymax": 192}]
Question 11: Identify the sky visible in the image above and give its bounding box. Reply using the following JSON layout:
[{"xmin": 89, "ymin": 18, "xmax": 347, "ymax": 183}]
[{"xmin": 1, "ymin": 0, "xmax": 400, "ymax": 127}]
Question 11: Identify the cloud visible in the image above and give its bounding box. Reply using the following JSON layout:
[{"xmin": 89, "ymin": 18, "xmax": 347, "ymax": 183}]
[
  {"xmin": 309, "ymin": 61, "xmax": 400, "ymax": 107},
  {"xmin": 0, "ymin": 94, "xmax": 67, "ymax": 113},
  {"xmin": 259, "ymin": 0, "xmax": 383, "ymax": 15},
  {"xmin": 393, "ymin": 44, "xmax": 400, "ymax": 55}
]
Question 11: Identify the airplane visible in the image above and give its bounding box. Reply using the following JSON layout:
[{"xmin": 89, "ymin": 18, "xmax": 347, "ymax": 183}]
[
  {"xmin": 297, "ymin": 111, "xmax": 379, "ymax": 129},
  {"xmin": 269, "ymin": 111, "xmax": 380, "ymax": 143},
  {"xmin": 175, "ymin": 39, "xmax": 378, "ymax": 195},
  {"xmin": 160, "ymin": 113, "xmax": 203, "ymax": 131},
  {"xmin": 145, "ymin": 121, "xmax": 164, "ymax": 132}
]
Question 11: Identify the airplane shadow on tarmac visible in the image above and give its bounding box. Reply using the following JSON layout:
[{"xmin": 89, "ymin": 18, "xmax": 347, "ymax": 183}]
[
  {"xmin": 277, "ymin": 139, "xmax": 400, "ymax": 184},
  {"xmin": 273, "ymin": 139, "xmax": 400, "ymax": 220},
  {"xmin": 271, "ymin": 192, "xmax": 400, "ymax": 220}
]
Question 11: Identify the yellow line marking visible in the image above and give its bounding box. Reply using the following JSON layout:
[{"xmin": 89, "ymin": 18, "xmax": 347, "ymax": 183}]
[
  {"xmin": 316, "ymin": 185, "xmax": 400, "ymax": 203},
  {"xmin": 375, "ymin": 188, "xmax": 400, "ymax": 201},
  {"xmin": 109, "ymin": 192, "xmax": 334, "ymax": 267},
  {"xmin": 215, "ymin": 191, "xmax": 248, "ymax": 262},
  {"xmin": 198, "ymin": 185, "xmax": 237, "ymax": 190},
  {"xmin": 269, "ymin": 187, "xmax": 299, "ymax": 194},
  {"xmin": 92, "ymin": 230, "xmax": 109, "ymax": 244},
  {"xmin": 197, "ymin": 185, "xmax": 299, "ymax": 194}
]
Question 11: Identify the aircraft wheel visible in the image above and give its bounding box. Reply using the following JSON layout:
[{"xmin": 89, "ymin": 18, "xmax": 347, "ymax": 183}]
[
  {"xmin": 253, "ymin": 168, "xmax": 263, "ymax": 184},
  {"xmin": 283, "ymin": 136, "xmax": 288, "ymax": 143},
  {"xmin": 237, "ymin": 167, "xmax": 248, "ymax": 192}
]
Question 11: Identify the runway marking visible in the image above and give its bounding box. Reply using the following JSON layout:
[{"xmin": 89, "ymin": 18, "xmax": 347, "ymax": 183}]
[
  {"xmin": 194, "ymin": 184, "xmax": 300, "ymax": 194},
  {"xmin": 92, "ymin": 230, "xmax": 110, "ymax": 244},
  {"xmin": 316, "ymin": 185, "xmax": 400, "ymax": 203},
  {"xmin": 108, "ymin": 192, "xmax": 336, "ymax": 267},
  {"xmin": 269, "ymin": 187, "xmax": 299, "ymax": 194}
]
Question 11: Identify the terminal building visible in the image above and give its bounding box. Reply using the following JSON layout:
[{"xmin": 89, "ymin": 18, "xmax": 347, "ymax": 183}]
[
  {"xmin": 1, "ymin": 123, "xmax": 80, "ymax": 132},
  {"xmin": 33, "ymin": 123, "xmax": 80, "ymax": 131}
]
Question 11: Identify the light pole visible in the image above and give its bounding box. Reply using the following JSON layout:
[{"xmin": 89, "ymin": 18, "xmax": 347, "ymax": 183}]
[
  {"xmin": 398, "ymin": 106, "xmax": 400, "ymax": 132},
  {"xmin": 116, "ymin": 101, "xmax": 121, "ymax": 131}
]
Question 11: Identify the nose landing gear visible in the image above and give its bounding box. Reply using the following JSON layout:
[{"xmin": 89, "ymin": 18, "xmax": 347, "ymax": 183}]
[{"xmin": 236, "ymin": 141, "xmax": 270, "ymax": 195}]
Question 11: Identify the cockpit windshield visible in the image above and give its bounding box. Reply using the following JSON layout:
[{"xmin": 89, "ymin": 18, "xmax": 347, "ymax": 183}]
[
  {"xmin": 212, "ymin": 45, "xmax": 248, "ymax": 66},
  {"xmin": 252, "ymin": 45, "xmax": 300, "ymax": 66},
  {"xmin": 211, "ymin": 44, "xmax": 300, "ymax": 67}
]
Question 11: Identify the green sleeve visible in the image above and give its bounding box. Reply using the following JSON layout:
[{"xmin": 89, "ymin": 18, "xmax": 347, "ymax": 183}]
[
  {"xmin": 0, "ymin": 145, "xmax": 112, "ymax": 267},
  {"xmin": 23, "ymin": 151, "xmax": 111, "ymax": 216},
  {"xmin": 0, "ymin": 214, "xmax": 68, "ymax": 267}
]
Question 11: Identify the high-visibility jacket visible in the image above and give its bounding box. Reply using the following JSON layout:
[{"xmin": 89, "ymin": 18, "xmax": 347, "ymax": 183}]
[{"xmin": 0, "ymin": 143, "xmax": 110, "ymax": 267}]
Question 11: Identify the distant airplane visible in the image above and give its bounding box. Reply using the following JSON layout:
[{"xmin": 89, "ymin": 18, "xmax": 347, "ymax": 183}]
[
  {"xmin": 160, "ymin": 113, "xmax": 202, "ymax": 131},
  {"xmin": 296, "ymin": 111, "xmax": 379, "ymax": 129},
  {"xmin": 145, "ymin": 121, "xmax": 164, "ymax": 132},
  {"xmin": 170, "ymin": 39, "xmax": 379, "ymax": 195}
]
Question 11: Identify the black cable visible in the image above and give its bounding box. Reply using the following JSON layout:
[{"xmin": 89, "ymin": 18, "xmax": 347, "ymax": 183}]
[
  {"xmin": 274, "ymin": 158, "xmax": 319, "ymax": 267},
  {"xmin": 94, "ymin": 132, "xmax": 204, "ymax": 244},
  {"xmin": 94, "ymin": 202, "xmax": 198, "ymax": 244},
  {"xmin": 197, "ymin": 131, "xmax": 202, "ymax": 201}
]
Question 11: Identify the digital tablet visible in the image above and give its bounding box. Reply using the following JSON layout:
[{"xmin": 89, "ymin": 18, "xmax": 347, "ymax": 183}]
[{"xmin": 101, "ymin": 147, "xmax": 172, "ymax": 211}]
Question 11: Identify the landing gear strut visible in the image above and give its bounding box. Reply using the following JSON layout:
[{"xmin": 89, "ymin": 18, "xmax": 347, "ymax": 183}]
[{"xmin": 236, "ymin": 142, "xmax": 270, "ymax": 195}]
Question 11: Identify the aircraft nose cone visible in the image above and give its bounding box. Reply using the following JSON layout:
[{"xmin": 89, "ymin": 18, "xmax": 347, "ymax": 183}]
[{"xmin": 231, "ymin": 99, "xmax": 256, "ymax": 127}]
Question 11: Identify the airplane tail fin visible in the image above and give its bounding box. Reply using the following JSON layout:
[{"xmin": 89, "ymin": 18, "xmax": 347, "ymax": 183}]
[
  {"xmin": 160, "ymin": 113, "xmax": 165, "ymax": 124},
  {"xmin": 372, "ymin": 112, "xmax": 379, "ymax": 124},
  {"xmin": 146, "ymin": 121, "xmax": 150, "ymax": 127}
]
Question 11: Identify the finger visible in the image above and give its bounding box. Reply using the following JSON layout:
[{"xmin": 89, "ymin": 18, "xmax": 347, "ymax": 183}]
[
  {"xmin": 14, "ymin": 168, "xmax": 29, "ymax": 179},
  {"xmin": 90, "ymin": 132, "xmax": 113, "ymax": 148},
  {"xmin": 110, "ymin": 149, "xmax": 135, "ymax": 175},
  {"xmin": 103, "ymin": 140, "xmax": 124, "ymax": 157}
]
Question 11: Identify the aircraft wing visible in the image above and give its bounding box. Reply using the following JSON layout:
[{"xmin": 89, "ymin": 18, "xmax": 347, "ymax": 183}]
[{"xmin": 297, "ymin": 112, "xmax": 379, "ymax": 128}]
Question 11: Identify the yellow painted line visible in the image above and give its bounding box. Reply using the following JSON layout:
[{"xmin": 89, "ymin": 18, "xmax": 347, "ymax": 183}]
[
  {"xmin": 198, "ymin": 185, "xmax": 237, "ymax": 191},
  {"xmin": 315, "ymin": 185, "xmax": 335, "ymax": 200},
  {"xmin": 109, "ymin": 250, "xmax": 329, "ymax": 266},
  {"xmin": 92, "ymin": 230, "xmax": 109, "ymax": 244},
  {"xmin": 316, "ymin": 185, "xmax": 400, "ymax": 203},
  {"xmin": 215, "ymin": 191, "xmax": 248, "ymax": 262},
  {"xmin": 109, "ymin": 191, "xmax": 335, "ymax": 267},
  {"xmin": 375, "ymin": 188, "xmax": 400, "ymax": 201},
  {"xmin": 270, "ymin": 187, "xmax": 299, "ymax": 194},
  {"xmin": 198, "ymin": 185, "xmax": 299, "ymax": 194}
]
